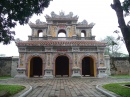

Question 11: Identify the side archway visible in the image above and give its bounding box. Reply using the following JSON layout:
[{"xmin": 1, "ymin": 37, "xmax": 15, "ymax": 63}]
[
  {"xmin": 27, "ymin": 55, "xmax": 44, "ymax": 78},
  {"xmin": 80, "ymin": 55, "xmax": 97, "ymax": 77},
  {"xmin": 30, "ymin": 57, "xmax": 42, "ymax": 77}
]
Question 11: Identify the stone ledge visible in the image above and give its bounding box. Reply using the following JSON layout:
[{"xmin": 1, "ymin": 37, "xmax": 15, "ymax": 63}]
[
  {"xmin": 13, "ymin": 85, "xmax": 32, "ymax": 97},
  {"xmin": 96, "ymin": 84, "xmax": 121, "ymax": 97}
]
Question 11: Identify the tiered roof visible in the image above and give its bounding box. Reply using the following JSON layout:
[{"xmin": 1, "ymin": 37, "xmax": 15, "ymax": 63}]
[{"xmin": 16, "ymin": 40, "xmax": 106, "ymax": 46}]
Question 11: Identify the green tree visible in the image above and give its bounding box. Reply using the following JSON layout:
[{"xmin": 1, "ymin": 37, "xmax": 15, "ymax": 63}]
[
  {"xmin": 0, "ymin": 0, "xmax": 51, "ymax": 44},
  {"xmin": 111, "ymin": 0, "xmax": 130, "ymax": 59},
  {"xmin": 101, "ymin": 36, "xmax": 122, "ymax": 57}
]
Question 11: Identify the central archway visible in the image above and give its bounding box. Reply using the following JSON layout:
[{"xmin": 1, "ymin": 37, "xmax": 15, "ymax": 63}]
[
  {"xmin": 30, "ymin": 57, "xmax": 42, "ymax": 77},
  {"xmin": 82, "ymin": 57, "xmax": 95, "ymax": 76},
  {"xmin": 55, "ymin": 56, "xmax": 69, "ymax": 77}
]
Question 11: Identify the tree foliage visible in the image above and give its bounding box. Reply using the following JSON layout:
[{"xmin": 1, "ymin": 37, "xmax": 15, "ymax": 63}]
[
  {"xmin": 0, "ymin": 0, "xmax": 51, "ymax": 44},
  {"xmin": 122, "ymin": 0, "xmax": 130, "ymax": 13}
]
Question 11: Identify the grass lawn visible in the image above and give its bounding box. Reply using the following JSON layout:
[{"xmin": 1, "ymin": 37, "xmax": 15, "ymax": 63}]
[
  {"xmin": 0, "ymin": 85, "xmax": 25, "ymax": 96},
  {"xmin": 103, "ymin": 82, "xmax": 130, "ymax": 97},
  {"xmin": 111, "ymin": 75, "xmax": 130, "ymax": 78},
  {"xmin": 0, "ymin": 76, "xmax": 12, "ymax": 79}
]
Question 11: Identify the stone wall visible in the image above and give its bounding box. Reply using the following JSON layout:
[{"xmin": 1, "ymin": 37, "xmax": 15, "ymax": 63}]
[
  {"xmin": 0, "ymin": 57, "xmax": 12, "ymax": 76},
  {"xmin": 0, "ymin": 57, "xmax": 18, "ymax": 77},
  {"xmin": 110, "ymin": 57, "xmax": 130, "ymax": 75}
]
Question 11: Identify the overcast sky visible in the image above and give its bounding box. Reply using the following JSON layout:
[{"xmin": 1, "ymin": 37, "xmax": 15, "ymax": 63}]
[{"xmin": 0, "ymin": 0, "xmax": 129, "ymax": 56}]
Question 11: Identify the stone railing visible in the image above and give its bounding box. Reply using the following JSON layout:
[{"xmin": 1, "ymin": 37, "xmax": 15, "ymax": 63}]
[{"xmin": 28, "ymin": 36, "xmax": 95, "ymax": 40}]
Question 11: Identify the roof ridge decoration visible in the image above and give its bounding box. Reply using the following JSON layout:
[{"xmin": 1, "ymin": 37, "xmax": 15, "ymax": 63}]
[
  {"xmin": 35, "ymin": 19, "xmax": 46, "ymax": 25},
  {"xmin": 78, "ymin": 20, "xmax": 95, "ymax": 27},
  {"xmin": 29, "ymin": 19, "xmax": 47, "ymax": 27},
  {"xmin": 45, "ymin": 11, "xmax": 78, "ymax": 19}
]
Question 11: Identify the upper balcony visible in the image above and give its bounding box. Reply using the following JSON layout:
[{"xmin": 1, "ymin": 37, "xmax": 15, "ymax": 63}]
[{"xmin": 28, "ymin": 35, "xmax": 95, "ymax": 41}]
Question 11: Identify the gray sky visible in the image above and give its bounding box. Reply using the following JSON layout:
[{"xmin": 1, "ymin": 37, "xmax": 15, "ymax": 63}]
[{"xmin": 0, "ymin": 0, "xmax": 129, "ymax": 56}]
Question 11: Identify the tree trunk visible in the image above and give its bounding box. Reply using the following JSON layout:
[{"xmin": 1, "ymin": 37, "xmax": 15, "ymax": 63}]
[{"xmin": 111, "ymin": 0, "xmax": 130, "ymax": 61}]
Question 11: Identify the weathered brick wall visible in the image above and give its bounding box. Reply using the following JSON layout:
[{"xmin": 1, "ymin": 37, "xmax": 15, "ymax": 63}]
[
  {"xmin": 0, "ymin": 57, "xmax": 12, "ymax": 76},
  {"xmin": 110, "ymin": 57, "xmax": 130, "ymax": 75}
]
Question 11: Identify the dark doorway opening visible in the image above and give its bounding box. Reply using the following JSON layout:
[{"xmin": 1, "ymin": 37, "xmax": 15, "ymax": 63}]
[
  {"xmin": 30, "ymin": 57, "xmax": 42, "ymax": 77},
  {"xmin": 55, "ymin": 56, "xmax": 69, "ymax": 77},
  {"xmin": 82, "ymin": 57, "xmax": 94, "ymax": 76}
]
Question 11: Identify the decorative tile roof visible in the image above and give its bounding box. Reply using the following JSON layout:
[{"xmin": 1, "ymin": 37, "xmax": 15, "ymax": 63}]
[{"xmin": 16, "ymin": 40, "xmax": 106, "ymax": 47}]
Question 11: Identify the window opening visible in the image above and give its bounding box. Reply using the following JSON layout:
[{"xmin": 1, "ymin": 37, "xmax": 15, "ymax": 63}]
[
  {"xmin": 81, "ymin": 30, "xmax": 86, "ymax": 37},
  {"xmin": 58, "ymin": 29, "xmax": 66, "ymax": 40},
  {"xmin": 38, "ymin": 30, "xmax": 43, "ymax": 37}
]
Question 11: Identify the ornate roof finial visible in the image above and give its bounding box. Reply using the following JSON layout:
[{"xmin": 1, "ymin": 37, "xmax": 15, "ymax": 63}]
[
  {"xmin": 51, "ymin": 11, "xmax": 56, "ymax": 17},
  {"xmin": 82, "ymin": 20, "xmax": 88, "ymax": 25},
  {"xmin": 59, "ymin": 11, "xmax": 65, "ymax": 17}
]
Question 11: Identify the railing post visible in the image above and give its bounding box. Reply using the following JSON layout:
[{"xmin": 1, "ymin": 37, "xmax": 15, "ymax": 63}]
[
  {"xmin": 28, "ymin": 36, "xmax": 32, "ymax": 40},
  {"xmin": 47, "ymin": 35, "xmax": 52, "ymax": 40},
  {"xmin": 72, "ymin": 35, "xmax": 77, "ymax": 40}
]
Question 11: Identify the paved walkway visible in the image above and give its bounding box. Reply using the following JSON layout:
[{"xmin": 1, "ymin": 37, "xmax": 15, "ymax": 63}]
[{"xmin": 0, "ymin": 77, "xmax": 130, "ymax": 97}]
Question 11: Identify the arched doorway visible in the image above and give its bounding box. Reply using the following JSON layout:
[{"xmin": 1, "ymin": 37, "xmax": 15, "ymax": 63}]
[
  {"xmin": 55, "ymin": 56, "xmax": 69, "ymax": 77},
  {"xmin": 82, "ymin": 57, "xmax": 95, "ymax": 76},
  {"xmin": 30, "ymin": 57, "xmax": 42, "ymax": 77}
]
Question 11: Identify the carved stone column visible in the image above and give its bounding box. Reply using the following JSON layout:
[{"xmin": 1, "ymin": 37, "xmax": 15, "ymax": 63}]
[
  {"xmin": 97, "ymin": 52, "xmax": 108, "ymax": 78},
  {"xmin": 71, "ymin": 53, "xmax": 81, "ymax": 77},
  {"xmin": 15, "ymin": 63, "xmax": 27, "ymax": 78},
  {"xmin": 15, "ymin": 54, "xmax": 27, "ymax": 78},
  {"xmin": 97, "ymin": 51, "xmax": 100, "ymax": 77},
  {"xmin": 43, "ymin": 53, "xmax": 53, "ymax": 79}
]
